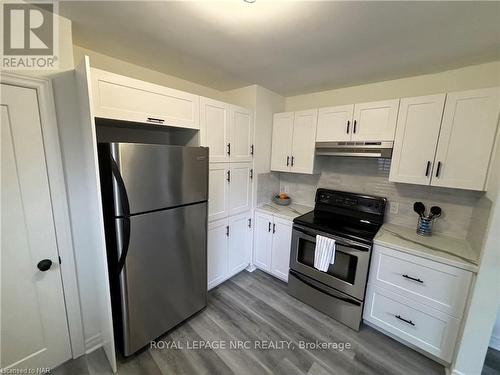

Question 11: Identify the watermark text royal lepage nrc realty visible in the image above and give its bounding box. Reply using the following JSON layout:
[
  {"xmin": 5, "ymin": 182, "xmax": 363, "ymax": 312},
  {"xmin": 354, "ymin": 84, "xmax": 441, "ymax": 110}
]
[{"xmin": 2, "ymin": 1, "xmax": 58, "ymax": 69}]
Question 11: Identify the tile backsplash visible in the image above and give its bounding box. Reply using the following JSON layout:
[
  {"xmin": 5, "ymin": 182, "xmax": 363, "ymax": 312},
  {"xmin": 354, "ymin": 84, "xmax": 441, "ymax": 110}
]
[{"xmin": 275, "ymin": 156, "xmax": 484, "ymax": 239}]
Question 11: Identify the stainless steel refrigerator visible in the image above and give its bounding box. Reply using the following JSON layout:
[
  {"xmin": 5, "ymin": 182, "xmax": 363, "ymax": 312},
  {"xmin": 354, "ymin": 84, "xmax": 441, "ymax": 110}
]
[{"xmin": 98, "ymin": 142, "xmax": 208, "ymax": 356}]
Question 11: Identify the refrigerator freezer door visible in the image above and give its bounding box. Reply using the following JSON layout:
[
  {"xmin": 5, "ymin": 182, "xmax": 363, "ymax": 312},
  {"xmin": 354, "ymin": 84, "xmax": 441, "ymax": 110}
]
[
  {"xmin": 116, "ymin": 202, "xmax": 207, "ymax": 356},
  {"xmin": 111, "ymin": 143, "xmax": 208, "ymax": 216}
]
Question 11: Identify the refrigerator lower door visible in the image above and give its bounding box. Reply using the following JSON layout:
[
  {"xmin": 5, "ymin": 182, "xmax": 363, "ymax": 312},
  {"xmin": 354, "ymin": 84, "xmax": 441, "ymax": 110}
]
[{"xmin": 116, "ymin": 202, "xmax": 207, "ymax": 356}]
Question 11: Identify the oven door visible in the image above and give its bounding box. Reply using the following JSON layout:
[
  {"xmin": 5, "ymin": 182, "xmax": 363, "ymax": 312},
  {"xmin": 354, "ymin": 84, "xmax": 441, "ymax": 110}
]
[{"xmin": 289, "ymin": 224, "xmax": 371, "ymax": 300}]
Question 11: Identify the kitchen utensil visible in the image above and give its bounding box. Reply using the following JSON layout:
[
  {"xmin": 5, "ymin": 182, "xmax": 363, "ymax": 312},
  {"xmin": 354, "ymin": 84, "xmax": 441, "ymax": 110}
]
[
  {"xmin": 413, "ymin": 202, "xmax": 425, "ymax": 218},
  {"xmin": 429, "ymin": 206, "xmax": 442, "ymax": 219}
]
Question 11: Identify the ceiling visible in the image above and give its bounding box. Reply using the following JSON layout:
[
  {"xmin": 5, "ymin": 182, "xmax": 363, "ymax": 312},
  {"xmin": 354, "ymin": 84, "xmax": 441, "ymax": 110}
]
[{"xmin": 60, "ymin": 1, "xmax": 500, "ymax": 96}]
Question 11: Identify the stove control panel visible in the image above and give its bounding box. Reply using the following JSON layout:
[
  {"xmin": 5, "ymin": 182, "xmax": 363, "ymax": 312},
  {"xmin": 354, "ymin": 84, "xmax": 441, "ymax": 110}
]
[{"xmin": 316, "ymin": 189, "xmax": 386, "ymax": 216}]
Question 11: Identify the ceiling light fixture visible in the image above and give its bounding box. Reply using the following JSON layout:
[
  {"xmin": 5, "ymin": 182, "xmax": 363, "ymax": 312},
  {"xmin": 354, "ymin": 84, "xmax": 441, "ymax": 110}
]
[{"xmin": 244, "ymin": 0, "xmax": 256, "ymax": 3}]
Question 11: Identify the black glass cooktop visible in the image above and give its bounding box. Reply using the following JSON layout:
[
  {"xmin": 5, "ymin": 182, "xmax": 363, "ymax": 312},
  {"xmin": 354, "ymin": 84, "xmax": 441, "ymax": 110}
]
[{"xmin": 293, "ymin": 210, "xmax": 382, "ymax": 244}]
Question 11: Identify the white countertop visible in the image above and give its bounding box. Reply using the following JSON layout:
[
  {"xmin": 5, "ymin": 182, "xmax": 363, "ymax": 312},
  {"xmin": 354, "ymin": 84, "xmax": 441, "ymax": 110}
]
[
  {"xmin": 255, "ymin": 202, "xmax": 313, "ymax": 221},
  {"xmin": 375, "ymin": 224, "xmax": 480, "ymax": 273}
]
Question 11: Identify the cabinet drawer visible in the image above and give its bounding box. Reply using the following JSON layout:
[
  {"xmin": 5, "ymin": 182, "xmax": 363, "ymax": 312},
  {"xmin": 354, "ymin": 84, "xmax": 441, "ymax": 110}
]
[
  {"xmin": 364, "ymin": 285, "xmax": 460, "ymax": 363},
  {"xmin": 370, "ymin": 245, "xmax": 472, "ymax": 318},
  {"xmin": 91, "ymin": 68, "xmax": 200, "ymax": 129}
]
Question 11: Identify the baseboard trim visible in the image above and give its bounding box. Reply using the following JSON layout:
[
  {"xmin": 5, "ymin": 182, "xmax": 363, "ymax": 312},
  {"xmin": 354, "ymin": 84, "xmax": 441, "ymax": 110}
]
[
  {"xmin": 245, "ymin": 264, "xmax": 257, "ymax": 272},
  {"xmin": 85, "ymin": 333, "xmax": 102, "ymax": 354}
]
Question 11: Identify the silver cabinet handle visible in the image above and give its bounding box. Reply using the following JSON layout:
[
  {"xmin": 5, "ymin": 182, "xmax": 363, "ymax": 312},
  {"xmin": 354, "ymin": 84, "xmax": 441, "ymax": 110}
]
[
  {"xmin": 395, "ymin": 314, "xmax": 415, "ymax": 326},
  {"xmin": 147, "ymin": 117, "xmax": 165, "ymax": 124},
  {"xmin": 402, "ymin": 274, "xmax": 423, "ymax": 283}
]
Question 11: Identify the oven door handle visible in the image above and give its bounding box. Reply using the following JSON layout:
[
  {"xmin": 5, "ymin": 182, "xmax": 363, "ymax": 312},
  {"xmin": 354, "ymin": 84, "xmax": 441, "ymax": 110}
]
[
  {"xmin": 290, "ymin": 270, "xmax": 361, "ymax": 306},
  {"xmin": 293, "ymin": 225, "xmax": 371, "ymax": 252}
]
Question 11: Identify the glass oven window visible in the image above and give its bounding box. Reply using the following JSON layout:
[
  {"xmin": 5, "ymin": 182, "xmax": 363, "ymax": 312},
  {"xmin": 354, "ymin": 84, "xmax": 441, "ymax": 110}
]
[{"xmin": 296, "ymin": 237, "xmax": 358, "ymax": 284}]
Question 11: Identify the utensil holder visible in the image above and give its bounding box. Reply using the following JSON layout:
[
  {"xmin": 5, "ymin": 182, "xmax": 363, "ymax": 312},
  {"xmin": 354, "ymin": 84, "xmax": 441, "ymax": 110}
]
[{"xmin": 416, "ymin": 216, "xmax": 433, "ymax": 236}]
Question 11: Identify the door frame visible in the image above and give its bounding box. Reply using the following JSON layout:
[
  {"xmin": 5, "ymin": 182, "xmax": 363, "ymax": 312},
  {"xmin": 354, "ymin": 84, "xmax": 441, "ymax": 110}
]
[{"xmin": 1, "ymin": 72, "xmax": 86, "ymax": 358}]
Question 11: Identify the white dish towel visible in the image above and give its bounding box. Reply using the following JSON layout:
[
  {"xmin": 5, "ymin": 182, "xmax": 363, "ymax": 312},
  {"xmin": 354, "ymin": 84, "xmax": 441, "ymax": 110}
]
[{"xmin": 313, "ymin": 235, "xmax": 336, "ymax": 272}]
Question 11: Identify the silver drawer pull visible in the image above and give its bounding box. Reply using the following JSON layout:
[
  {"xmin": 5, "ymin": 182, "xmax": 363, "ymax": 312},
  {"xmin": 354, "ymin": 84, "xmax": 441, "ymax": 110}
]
[
  {"xmin": 147, "ymin": 117, "xmax": 165, "ymax": 124},
  {"xmin": 395, "ymin": 314, "xmax": 415, "ymax": 326},
  {"xmin": 402, "ymin": 274, "xmax": 423, "ymax": 283}
]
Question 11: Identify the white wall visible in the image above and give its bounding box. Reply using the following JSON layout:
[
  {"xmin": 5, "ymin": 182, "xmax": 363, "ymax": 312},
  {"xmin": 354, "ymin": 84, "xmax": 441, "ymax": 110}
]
[
  {"xmin": 452, "ymin": 128, "xmax": 500, "ymax": 374},
  {"xmin": 285, "ymin": 61, "xmax": 500, "ymax": 111}
]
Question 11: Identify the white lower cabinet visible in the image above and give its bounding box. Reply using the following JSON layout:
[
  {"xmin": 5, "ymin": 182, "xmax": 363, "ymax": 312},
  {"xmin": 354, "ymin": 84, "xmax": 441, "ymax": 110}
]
[
  {"xmin": 253, "ymin": 211, "xmax": 293, "ymax": 282},
  {"xmin": 364, "ymin": 244, "xmax": 473, "ymax": 363},
  {"xmin": 207, "ymin": 212, "xmax": 252, "ymax": 290}
]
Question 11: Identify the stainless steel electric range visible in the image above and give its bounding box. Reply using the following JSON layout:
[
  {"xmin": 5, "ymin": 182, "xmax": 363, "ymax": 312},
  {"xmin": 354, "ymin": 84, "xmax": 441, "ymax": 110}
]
[{"xmin": 288, "ymin": 188, "xmax": 387, "ymax": 330}]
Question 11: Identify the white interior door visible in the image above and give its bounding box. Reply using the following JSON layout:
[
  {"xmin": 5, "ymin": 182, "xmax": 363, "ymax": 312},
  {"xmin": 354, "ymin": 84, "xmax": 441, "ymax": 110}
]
[
  {"xmin": 229, "ymin": 162, "xmax": 253, "ymax": 216},
  {"xmin": 228, "ymin": 212, "xmax": 252, "ymax": 276},
  {"xmin": 270, "ymin": 217, "xmax": 293, "ymax": 282},
  {"xmin": 316, "ymin": 104, "xmax": 354, "ymax": 142},
  {"xmin": 270, "ymin": 112, "xmax": 293, "ymax": 172},
  {"xmin": 253, "ymin": 212, "xmax": 273, "ymax": 271},
  {"xmin": 352, "ymin": 99, "xmax": 400, "ymax": 141},
  {"xmin": 200, "ymin": 97, "xmax": 230, "ymax": 162},
  {"xmin": 1, "ymin": 84, "xmax": 71, "ymax": 370},
  {"xmin": 230, "ymin": 105, "xmax": 254, "ymax": 162},
  {"xmin": 291, "ymin": 109, "xmax": 318, "ymax": 174},
  {"xmin": 432, "ymin": 87, "xmax": 500, "ymax": 190},
  {"xmin": 389, "ymin": 94, "xmax": 445, "ymax": 185},
  {"xmin": 207, "ymin": 218, "xmax": 229, "ymax": 290},
  {"xmin": 208, "ymin": 163, "xmax": 230, "ymax": 221}
]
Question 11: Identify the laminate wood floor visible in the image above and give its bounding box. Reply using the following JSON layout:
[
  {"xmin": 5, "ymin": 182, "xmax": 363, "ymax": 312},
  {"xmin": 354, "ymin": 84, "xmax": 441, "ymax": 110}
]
[{"xmin": 54, "ymin": 270, "xmax": 445, "ymax": 375}]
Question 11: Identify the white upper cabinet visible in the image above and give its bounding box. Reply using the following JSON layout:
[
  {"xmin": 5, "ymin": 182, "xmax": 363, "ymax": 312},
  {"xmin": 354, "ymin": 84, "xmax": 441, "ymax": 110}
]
[
  {"xmin": 316, "ymin": 104, "xmax": 354, "ymax": 142},
  {"xmin": 351, "ymin": 99, "xmax": 400, "ymax": 141},
  {"xmin": 208, "ymin": 163, "xmax": 230, "ymax": 221},
  {"xmin": 390, "ymin": 94, "xmax": 446, "ymax": 185},
  {"xmin": 270, "ymin": 112, "xmax": 294, "ymax": 172},
  {"xmin": 230, "ymin": 105, "xmax": 254, "ymax": 162},
  {"xmin": 291, "ymin": 109, "xmax": 318, "ymax": 174},
  {"xmin": 200, "ymin": 101, "xmax": 254, "ymax": 163},
  {"xmin": 200, "ymin": 98, "xmax": 230, "ymax": 162},
  {"xmin": 389, "ymin": 88, "xmax": 500, "ymax": 191},
  {"xmin": 432, "ymin": 87, "xmax": 500, "ymax": 190},
  {"xmin": 91, "ymin": 68, "xmax": 200, "ymax": 129},
  {"xmin": 229, "ymin": 162, "xmax": 253, "ymax": 216},
  {"xmin": 271, "ymin": 110, "xmax": 318, "ymax": 174}
]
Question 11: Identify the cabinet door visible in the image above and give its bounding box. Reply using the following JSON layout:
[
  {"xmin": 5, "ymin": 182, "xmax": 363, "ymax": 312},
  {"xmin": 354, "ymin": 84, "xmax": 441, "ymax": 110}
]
[
  {"xmin": 291, "ymin": 109, "xmax": 318, "ymax": 174},
  {"xmin": 432, "ymin": 87, "xmax": 500, "ymax": 190},
  {"xmin": 352, "ymin": 99, "xmax": 400, "ymax": 141},
  {"xmin": 389, "ymin": 94, "xmax": 445, "ymax": 185},
  {"xmin": 208, "ymin": 163, "xmax": 229, "ymax": 221},
  {"xmin": 316, "ymin": 105, "xmax": 354, "ymax": 142},
  {"xmin": 230, "ymin": 105, "xmax": 254, "ymax": 162},
  {"xmin": 91, "ymin": 68, "xmax": 200, "ymax": 129},
  {"xmin": 200, "ymin": 97, "xmax": 230, "ymax": 162},
  {"xmin": 253, "ymin": 212, "xmax": 273, "ymax": 271},
  {"xmin": 270, "ymin": 217, "xmax": 293, "ymax": 282},
  {"xmin": 228, "ymin": 212, "xmax": 252, "ymax": 276},
  {"xmin": 270, "ymin": 112, "xmax": 293, "ymax": 172},
  {"xmin": 229, "ymin": 162, "xmax": 253, "ymax": 216},
  {"xmin": 207, "ymin": 218, "xmax": 229, "ymax": 290}
]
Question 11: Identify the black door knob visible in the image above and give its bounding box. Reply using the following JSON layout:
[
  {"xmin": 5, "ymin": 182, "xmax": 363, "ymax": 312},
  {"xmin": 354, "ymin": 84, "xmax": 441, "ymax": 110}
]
[{"xmin": 37, "ymin": 259, "xmax": 52, "ymax": 272}]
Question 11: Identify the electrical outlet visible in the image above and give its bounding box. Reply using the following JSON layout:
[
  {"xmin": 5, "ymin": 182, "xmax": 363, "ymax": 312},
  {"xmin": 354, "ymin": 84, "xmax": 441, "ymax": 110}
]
[{"xmin": 389, "ymin": 201, "xmax": 399, "ymax": 214}]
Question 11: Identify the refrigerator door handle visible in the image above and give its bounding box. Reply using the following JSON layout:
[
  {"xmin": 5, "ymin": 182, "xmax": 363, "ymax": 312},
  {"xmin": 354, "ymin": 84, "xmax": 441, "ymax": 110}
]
[
  {"xmin": 111, "ymin": 159, "xmax": 131, "ymax": 273},
  {"xmin": 117, "ymin": 217, "xmax": 131, "ymax": 273},
  {"xmin": 111, "ymin": 159, "xmax": 131, "ymax": 217}
]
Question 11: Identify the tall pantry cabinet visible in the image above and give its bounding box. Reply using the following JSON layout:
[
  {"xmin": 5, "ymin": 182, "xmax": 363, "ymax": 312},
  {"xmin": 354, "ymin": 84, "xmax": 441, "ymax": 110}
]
[{"xmin": 200, "ymin": 97, "xmax": 255, "ymax": 289}]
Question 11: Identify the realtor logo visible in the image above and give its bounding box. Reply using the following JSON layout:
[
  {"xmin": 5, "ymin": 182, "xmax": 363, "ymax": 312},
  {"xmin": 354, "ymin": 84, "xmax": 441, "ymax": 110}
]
[{"xmin": 2, "ymin": 1, "xmax": 58, "ymax": 69}]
